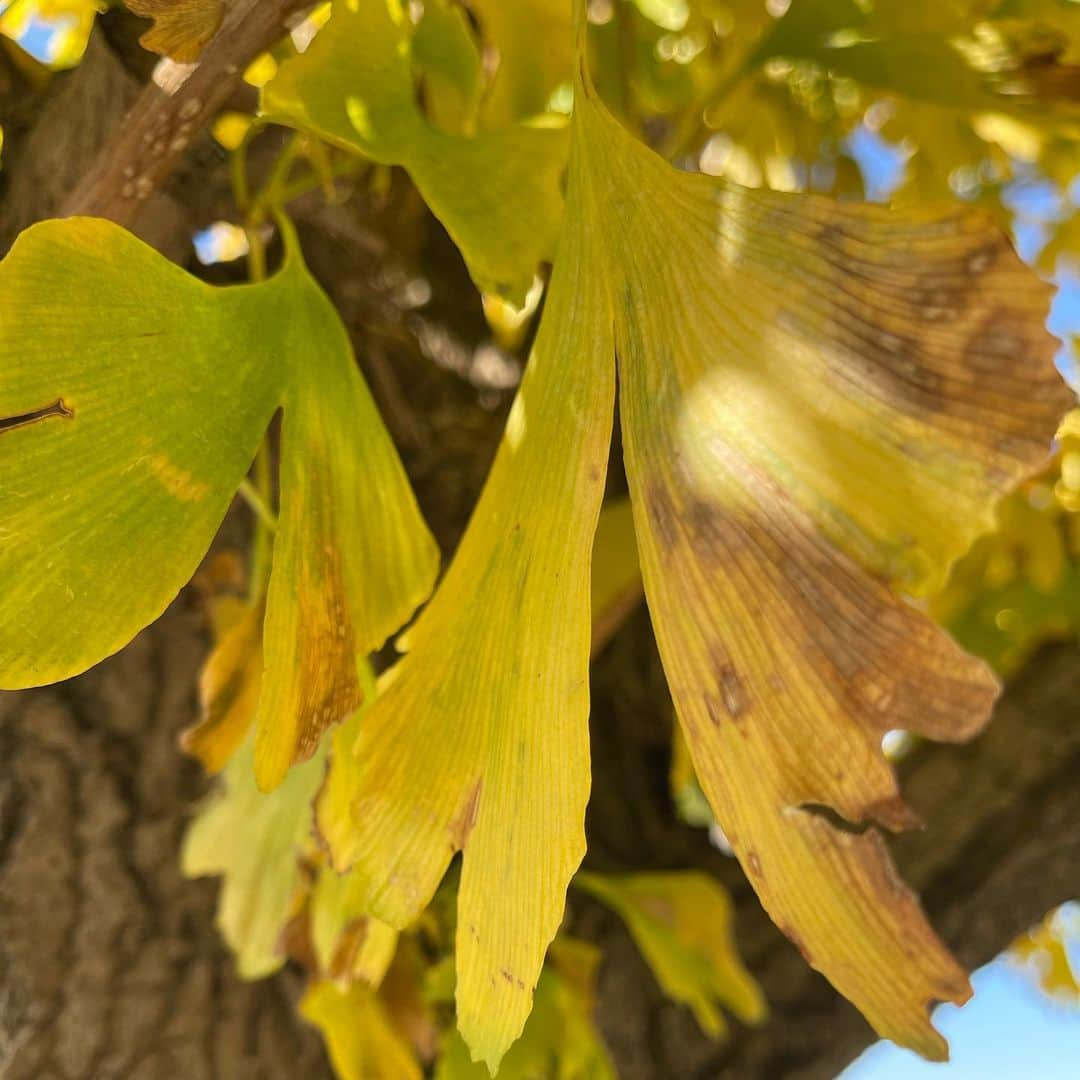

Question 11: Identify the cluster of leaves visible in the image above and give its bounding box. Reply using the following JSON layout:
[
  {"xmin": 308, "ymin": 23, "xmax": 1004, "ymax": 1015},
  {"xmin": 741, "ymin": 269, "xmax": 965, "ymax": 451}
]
[
  {"xmin": 1, "ymin": 0, "xmax": 1079, "ymax": 1076},
  {"xmin": 182, "ymin": 529, "xmax": 763, "ymax": 1076},
  {"xmin": 934, "ymin": 410, "xmax": 1080, "ymax": 674}
]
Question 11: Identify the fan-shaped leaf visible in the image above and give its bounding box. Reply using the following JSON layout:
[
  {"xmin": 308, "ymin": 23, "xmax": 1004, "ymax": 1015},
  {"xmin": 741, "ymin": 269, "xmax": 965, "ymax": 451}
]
[
  {"xmin": 314, "ymin": 130, "xmax": 615, "ymax": 1070},
  {"xmin": 261, "ymin": 0, "xmax": 568, "ymax": 301},
  {"xmin": 0, "ymin": 218, "xmax": 438, "ymax": 789},
  {"xmin": 182, "ymin": 733, "xmax": 325, "ymax": 978},
  {"xmin": 575, "ymin": 870, "xmax": 765, "ymax": 1038},
  {"xmin": 314, "ymin": 18, "xmax": 1068, "ymax": 1066},
  {"xmin": 573, "ymin": 70, "xmax": 1071, "ymax": 1060}
]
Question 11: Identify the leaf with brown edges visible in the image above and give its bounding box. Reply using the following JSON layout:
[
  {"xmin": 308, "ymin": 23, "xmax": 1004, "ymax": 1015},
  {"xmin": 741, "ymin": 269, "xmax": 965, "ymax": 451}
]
[
  {"xmin": 126, "ymin": 0, "xmax": 223, "ymax": 63},
  {"xmin": 571, "ymin": 69, "xmax": 1071, "ymax": 1060}
]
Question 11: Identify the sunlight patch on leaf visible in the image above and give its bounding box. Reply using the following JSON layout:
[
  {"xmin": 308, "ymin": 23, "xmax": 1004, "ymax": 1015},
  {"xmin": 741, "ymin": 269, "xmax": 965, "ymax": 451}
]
[
  {"xmin": 575, "ymin": 870, "xmax": 765, "ymax": 1038},
  {"xmin": 260, "ymin": 0, "xmax": 568, "ymax": 301},
  {"xmin": 569, "ymin": 71, "xmax": 1071, "ymax": 1060}
]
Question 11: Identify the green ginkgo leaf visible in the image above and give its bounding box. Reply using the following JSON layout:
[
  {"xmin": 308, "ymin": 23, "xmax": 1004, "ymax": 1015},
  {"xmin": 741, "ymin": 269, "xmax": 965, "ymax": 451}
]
[
  {"xmin": 313, "ymin": 6, "xmax": 1069, "ymax": 1069},
  {"xmin": 468, "ymin": 0, "xmax": 575, "ymax": 126},
  {"xmin": 412, "ymin": 0, "xmax": 485, "ymax": 134},
  {"xmin": 260, "ymin": 0, "xmax": 568, "ymax": 302},
  {"xmin": 0, "ymin": 217, "xmax": 438, "ymax": 790},
  {"xmin": 574, "ymin": 870, "xmax": 765, "ymax": 1038}
]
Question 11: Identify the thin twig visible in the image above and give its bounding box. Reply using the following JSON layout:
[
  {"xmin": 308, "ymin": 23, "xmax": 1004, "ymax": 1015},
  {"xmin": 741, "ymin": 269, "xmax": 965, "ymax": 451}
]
[{"xmin": 237, "ymin": 476, "xmax": 278, "ymax": 535}]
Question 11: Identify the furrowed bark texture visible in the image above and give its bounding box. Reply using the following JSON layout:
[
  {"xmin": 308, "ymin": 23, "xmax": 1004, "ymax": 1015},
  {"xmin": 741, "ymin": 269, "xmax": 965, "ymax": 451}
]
[{"xmin": 1, "ymin": 19, "xmax": 1077, "ymax": 1080}]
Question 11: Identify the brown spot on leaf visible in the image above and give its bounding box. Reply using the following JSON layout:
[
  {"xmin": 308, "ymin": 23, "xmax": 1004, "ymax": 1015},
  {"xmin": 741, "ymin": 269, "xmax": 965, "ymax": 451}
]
[
  {"xmin": 288, "ymin": 539, "xmax": 363, "ymax": 769},
  {"xmin": 718, "ymin": 663, "xmax": 749, "ymax": 720},
  {"xmin": 449, "ymin": 779, "xmax": 483, "ymax": 850},
  {"xmin": 646, "ymin": 483, "xmax": 679, "ymax": 551}
]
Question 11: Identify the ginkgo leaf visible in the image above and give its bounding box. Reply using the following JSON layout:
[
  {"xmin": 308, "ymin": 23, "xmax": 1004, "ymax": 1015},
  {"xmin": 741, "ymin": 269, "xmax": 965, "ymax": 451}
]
[
  {"xmin": 182, "ymin": 733, "xmax": 325, "ymax": 978},
  {"xmin": 310, "ymin": 858, "xmax": 400, "ymax": 983},
  {"xmin": 260, "ymin": 0, "xmax": 568, "ymax": 302},
  {"xmin": 0, "ymin": 219, "xmax": 281, "ymax": 688},
  {"xmin": 125, "ymin": 0, "xmax": 223, "ymax": 63},
  {"xmin": 301, "ymin": 980, "xmax": 423, "ymax": 1080},
  {"xmin": 412, "ymin": 0, "xmax": 484, "ymax": 134},
  {"xmin": 467, "ymin": 0, "xmax": 575, "ymax": 126},
  {"xmin": 0, "ymin": 217, "xmax": 438, "ymax": 789},
  {"xmin": 313, "ymin": 126, "xmax": 615, "ymax": 1071},
  {"xmin": 574, "ymin": 870, "xmax": 765, "ymax": 1038},
  {"xmin": 435, "ymin": 966, "xmax": 616, "ymax": 1080},
  {"xmin": 314, "ymin": 10, "xmax": 1070, "ymax": 1066},
  {"xmin": 571, "ymin": 66, "xmax": 1071, "ymax": 1061},
  {"xmin": 255, "ymin": 266, "xmax": 440, "ymax": 789},
  {"xmin": 1010, "ymin": 907, "xmax": 1080, "ymax": 1000},
  {"xmin": 181, "ymin": 599, "xmax": 263, "ymax": 773},
  {"xmin": 589, "ymin": 497, "xmax": 644, "ymax": 657}
]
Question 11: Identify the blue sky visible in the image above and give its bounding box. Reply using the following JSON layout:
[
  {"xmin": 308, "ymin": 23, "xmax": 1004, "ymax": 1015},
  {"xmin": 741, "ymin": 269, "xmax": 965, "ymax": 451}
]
[{"xmin": 843, "ymin": 948, "xmax": 1080, "ymax": 1080}]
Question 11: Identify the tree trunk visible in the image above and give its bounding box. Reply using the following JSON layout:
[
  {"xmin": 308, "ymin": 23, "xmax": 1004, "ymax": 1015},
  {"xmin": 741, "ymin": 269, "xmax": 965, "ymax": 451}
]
[{"xmin": 1, "ymin": 20, "xmax": 1077, "ymax": 1080}]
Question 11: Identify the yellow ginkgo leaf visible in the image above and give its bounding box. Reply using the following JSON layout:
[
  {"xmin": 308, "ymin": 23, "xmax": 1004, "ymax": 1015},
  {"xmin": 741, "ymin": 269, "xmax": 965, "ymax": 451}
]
[
  {"xmin": 301, "ymin": 980, "xmax": 423, "ymax": 1080},
  {"xmin": 435, "ymin": 944, "xmax": 616, "ymax": 1080},
  {"xmin": 310, "ymin": 857, "xmax": 400, "ymax": 984},
  {"xmin": 589, "ymin": 497, "xmax": 644, "ymax": 657},
  {"xmin": 255, "ymin": 294, "xmax": 440, "ymax": 789},
  {"xmin": 313, "ymin": 8, "xmax": 1069, "ymax": 1066},
  {"xmin": 182, "ymin": 733, "xmax": 325, "ymax": 978},
  {"xmin": 181, "ymin": 599, "xmax": 263, "ymax": 774},
  {"xmin": 314, "ymin": 128, "xmax": 615, "ymax": 1070},
  {"xmin": 575, "ymin": 870, "xmax": 765, "ymax": 1038},
  {"xmin": 573, "ymin": 65, "xmax": 1070, "ymax": 1062},
  {"xmin": 125, "ymin": 0, "xmax": 223, "ymax": 63},
  {"xmin": 260, "ymin": 0, "xmax": 568, "ymax": 302}
]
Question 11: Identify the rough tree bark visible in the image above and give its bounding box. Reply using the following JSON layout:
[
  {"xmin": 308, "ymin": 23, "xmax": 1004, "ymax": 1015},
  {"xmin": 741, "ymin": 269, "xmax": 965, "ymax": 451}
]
[{"xmin": 0, "ymin": 18, "xmax": 1076, "ymax": 1080}]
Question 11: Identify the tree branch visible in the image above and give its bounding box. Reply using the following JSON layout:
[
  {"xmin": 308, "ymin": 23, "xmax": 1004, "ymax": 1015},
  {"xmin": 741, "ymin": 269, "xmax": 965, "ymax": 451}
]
[{"xmin": 63, "ymin": 0, "xmax": 308, "ymax": 223}]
